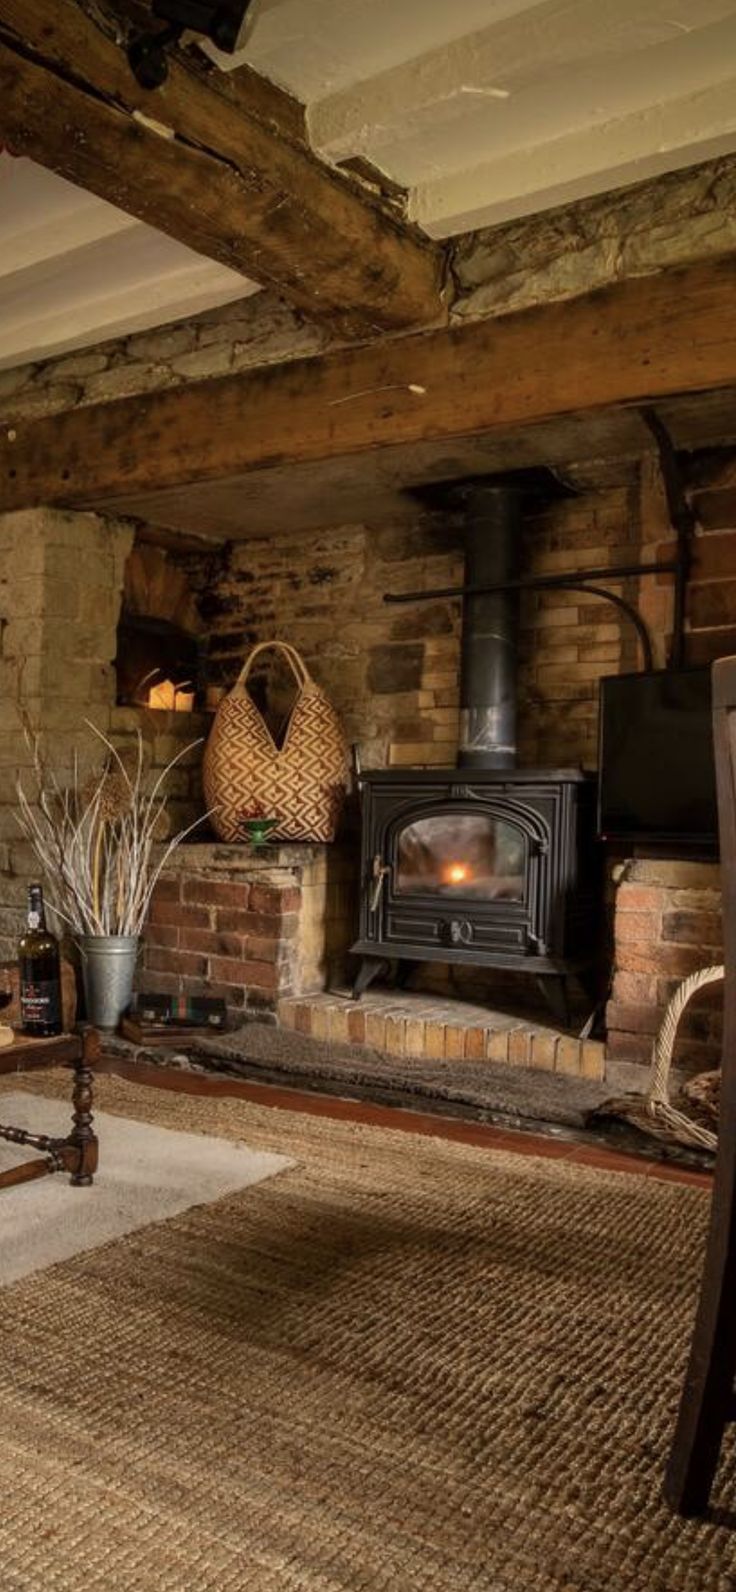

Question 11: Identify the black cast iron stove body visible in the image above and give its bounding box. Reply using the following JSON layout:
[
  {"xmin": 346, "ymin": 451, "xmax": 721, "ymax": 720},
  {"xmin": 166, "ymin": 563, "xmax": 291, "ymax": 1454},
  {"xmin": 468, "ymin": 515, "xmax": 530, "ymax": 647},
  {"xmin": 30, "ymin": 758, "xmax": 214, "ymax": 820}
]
[{"xmin": 351, "ymin": 767, "xmax": 597, "ymax": 999}]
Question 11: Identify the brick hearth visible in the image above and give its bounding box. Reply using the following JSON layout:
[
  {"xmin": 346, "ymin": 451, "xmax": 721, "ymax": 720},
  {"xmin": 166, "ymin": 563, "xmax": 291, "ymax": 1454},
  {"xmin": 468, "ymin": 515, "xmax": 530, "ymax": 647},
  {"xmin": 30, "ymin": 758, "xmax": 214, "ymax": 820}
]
[{"xmin": 279, "ymin": 989, "xmax": 605, "ymax": 1080}]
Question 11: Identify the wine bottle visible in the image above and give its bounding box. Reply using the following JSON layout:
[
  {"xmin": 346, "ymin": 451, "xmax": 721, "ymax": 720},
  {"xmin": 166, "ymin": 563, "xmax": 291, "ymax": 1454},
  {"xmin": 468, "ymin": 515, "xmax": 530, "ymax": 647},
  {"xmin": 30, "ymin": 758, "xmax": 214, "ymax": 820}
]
[{"xmin": 19, "ymin": 883, "xmax": 63, "ymax": 1037}]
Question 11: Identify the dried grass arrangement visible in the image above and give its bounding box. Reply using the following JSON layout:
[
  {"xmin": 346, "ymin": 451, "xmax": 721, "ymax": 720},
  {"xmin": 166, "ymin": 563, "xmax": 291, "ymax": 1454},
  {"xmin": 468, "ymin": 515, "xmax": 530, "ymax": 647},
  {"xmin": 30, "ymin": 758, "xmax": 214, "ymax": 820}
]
[{"xmin": 16, "ymin": 722, "xmax": 205, "ymax": 938}]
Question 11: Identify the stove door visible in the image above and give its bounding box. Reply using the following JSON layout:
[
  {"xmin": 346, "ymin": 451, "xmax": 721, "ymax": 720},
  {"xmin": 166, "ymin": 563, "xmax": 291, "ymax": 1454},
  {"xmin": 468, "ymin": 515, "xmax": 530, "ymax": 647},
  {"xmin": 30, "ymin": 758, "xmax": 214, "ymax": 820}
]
[
  {"xmin": 382, "ymin": 805, "xmax": 539, "ymax": 958},
  {"xmin": 394, "ymin": 811, "xmax": 524, "ymax": 901}
]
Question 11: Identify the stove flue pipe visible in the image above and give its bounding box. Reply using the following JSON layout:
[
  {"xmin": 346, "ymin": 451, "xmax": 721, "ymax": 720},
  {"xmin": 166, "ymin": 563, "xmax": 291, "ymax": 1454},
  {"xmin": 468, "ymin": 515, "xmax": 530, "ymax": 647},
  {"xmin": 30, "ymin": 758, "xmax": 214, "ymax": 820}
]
[{"xmin": 458, "ymin": 483, "xmax": 522, "ymax": 770}]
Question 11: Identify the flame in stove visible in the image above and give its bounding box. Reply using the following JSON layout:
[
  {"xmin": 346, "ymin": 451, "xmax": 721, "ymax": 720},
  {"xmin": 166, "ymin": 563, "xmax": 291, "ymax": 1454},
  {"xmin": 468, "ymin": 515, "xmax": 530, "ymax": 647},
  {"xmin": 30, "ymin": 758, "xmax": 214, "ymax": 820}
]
[{"xmin": 444, "ymin": 862, "xmax": 470, "ymax": 886}]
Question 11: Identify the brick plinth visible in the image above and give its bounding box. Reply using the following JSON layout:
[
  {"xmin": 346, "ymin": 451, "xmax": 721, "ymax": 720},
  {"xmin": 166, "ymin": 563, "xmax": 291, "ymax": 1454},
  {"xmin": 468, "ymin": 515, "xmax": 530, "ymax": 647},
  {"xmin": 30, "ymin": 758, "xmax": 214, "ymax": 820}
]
[
  {"xmin": 606, "ymin": 858, "xmax": 723, "ymax": 1078},
  {"xmin": 140, "ymin": 841, "xmax": 355, "ymax": 1020}
]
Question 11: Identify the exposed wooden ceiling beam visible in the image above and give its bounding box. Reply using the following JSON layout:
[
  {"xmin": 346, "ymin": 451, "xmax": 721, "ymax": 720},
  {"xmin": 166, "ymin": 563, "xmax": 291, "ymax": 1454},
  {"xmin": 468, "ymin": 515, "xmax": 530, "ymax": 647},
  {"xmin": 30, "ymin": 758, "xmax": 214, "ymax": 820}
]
[
  {"xmin": 84, "ymin": 0, "xmax": 308, "ymax": 146},
  {"xmin": 0, "ymin": 0, "xmax": 446, "ymax": 337},
  {"xmin": 83, "ymin": 394, "xmax": 736, "ymax": 542},
  {"xmin": 2, "ymin": 258, "xmax": 736, "ymax": 513}
]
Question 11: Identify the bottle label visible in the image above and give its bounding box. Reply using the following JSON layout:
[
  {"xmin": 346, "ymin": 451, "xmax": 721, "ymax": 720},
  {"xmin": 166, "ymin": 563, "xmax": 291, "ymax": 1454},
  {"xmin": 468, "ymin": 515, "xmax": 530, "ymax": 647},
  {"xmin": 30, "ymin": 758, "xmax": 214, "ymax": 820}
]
[{"xmin": 21, "ymin": 980, "xmax": 62, "ymax": 1028}]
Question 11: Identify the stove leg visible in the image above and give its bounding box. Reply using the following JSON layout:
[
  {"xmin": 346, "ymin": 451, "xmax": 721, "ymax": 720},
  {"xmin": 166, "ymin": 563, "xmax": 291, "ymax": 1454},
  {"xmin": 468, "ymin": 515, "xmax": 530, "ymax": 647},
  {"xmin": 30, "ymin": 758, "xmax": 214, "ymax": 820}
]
[
  {"xmin": 393, "ymin": 960, "xmax": 416, "ymax": 990},
  {"xmin": 352, "ymin": 957, "xmax": 390, "ymax": 1000},
  {"xmin": 577, "ymin": 968, "xmax": 608, "ymax": 1040},
  {"xmin": 536, "ymin": 975, "xmax": 571, "ymax": 1031}
]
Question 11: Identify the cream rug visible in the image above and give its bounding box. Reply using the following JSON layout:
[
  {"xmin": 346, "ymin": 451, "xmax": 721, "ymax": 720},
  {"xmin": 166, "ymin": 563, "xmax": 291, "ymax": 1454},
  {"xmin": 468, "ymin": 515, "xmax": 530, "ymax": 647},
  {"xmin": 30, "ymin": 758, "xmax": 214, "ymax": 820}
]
[
  {"xmin": 0, "ymin": 1090, "xmax": 292, "ymax": 1285},
  {"xmin": 0, "ymin": 1068, "xmax": 730, "ymax": 1592}
]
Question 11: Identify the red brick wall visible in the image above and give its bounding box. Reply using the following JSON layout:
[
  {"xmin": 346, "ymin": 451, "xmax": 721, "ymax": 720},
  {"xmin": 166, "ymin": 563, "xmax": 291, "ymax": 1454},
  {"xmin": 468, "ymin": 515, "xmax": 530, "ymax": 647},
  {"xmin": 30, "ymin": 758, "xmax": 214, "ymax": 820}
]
[
  {"xmin": 180, "ymin": 451, "xmax": 736, "ymax": 778},
  {"xmin": 656, "ymin": 452, "xmax": 736, "ymax": 669},
  {"xmin": 517, "ymin": 474, "xmax": 642, "ymax": 767},
  {"xmin": 141, "ymin": 872, "xmax": 301, "ymax": 1018},
  {"xmin": 185, "ymin": 481, "xmax": 646, "ymax": 776},
  {"xmin": 184, "ymin": 516, "xmax": 465, "ymax": 773},
  {"xmin": 601, "ymin": 451, "xmax": 734, "ymax": 1078},
  {"xmin": 606, "ymin": 861, "xmax": 723, "ymax": 1077}
]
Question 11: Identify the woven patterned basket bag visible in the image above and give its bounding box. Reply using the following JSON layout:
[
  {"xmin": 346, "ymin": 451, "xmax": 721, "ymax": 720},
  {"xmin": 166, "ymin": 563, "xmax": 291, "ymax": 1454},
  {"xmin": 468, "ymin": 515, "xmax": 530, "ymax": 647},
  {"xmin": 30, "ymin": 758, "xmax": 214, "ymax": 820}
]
[{"xmin": 203, "ymin": 640, "xmax": 350, "ymax": 843}]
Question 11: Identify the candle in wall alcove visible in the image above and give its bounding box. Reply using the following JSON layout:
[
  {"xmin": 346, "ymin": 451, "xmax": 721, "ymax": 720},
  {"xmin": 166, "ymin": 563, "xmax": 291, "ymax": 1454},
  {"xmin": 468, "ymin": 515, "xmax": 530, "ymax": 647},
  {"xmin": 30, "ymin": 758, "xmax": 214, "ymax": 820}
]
[{"xmin": 148, "ymin": 679, "xmax": 177, "ymax": 711}]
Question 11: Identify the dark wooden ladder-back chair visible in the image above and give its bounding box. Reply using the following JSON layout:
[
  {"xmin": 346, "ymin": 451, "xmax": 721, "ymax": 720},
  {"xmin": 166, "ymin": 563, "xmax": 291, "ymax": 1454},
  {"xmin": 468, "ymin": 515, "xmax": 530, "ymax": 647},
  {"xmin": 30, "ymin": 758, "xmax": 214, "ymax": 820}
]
[{"xmin": 664, "ymin": 654, "xmax": 736, "ymax": 1515}]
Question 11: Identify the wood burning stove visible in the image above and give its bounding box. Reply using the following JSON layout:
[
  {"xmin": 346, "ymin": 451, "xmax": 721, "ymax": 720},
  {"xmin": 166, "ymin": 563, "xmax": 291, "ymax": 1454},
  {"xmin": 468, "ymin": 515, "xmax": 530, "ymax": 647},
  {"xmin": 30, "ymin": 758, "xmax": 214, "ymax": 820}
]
[
  {"xmin": 351, "ymin": 768, "xmax": 597, "ymax": 1003},
  {"xmin": 351, "ymin": 479, "xmax": 600, "ymax": 1013}
]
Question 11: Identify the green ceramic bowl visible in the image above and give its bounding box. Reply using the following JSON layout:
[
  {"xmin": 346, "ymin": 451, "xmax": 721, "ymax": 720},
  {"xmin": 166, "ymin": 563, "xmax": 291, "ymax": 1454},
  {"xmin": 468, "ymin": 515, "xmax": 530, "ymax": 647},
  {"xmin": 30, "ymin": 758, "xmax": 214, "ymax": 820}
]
[{"xmin": 241, "ymin": 816, "xmax": 280, "ymax": 847}]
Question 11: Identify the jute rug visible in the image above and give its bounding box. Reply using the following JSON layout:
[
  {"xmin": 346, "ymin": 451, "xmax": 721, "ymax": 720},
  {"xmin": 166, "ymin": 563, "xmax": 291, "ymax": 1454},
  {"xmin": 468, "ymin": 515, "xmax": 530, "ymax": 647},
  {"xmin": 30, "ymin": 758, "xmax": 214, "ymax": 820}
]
[
  {"xmin": 0, "ymin": 1091, "xmax": 292, "ymax": 1286},
  {"xmin": 0, "ymin": 1068, "xmax": 730, "ymax": 1592}
]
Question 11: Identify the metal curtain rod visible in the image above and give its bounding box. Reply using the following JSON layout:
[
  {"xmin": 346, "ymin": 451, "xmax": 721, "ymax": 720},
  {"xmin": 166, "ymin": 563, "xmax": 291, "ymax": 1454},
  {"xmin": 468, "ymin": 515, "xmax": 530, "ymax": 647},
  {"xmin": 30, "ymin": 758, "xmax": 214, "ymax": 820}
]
[
  {"xmin": 383, "ymin": 559, "xmax": 679, "ymax": 675},
  {"xmin": 382, "ymin": 558, "xmax": 678, "ymax": 605}
]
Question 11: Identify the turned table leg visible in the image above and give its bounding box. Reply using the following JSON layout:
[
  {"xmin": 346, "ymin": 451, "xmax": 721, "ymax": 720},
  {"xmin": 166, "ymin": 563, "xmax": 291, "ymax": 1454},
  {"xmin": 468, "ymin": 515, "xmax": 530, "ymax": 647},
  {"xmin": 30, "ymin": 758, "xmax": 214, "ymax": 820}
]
[
  {"xmin": 0, "ymin": 1028, "xmax": 102, "ymax": 1190},
  {"xmin": 68, "ymin": 1027, "xmax": 100, "ymax": 1187}
]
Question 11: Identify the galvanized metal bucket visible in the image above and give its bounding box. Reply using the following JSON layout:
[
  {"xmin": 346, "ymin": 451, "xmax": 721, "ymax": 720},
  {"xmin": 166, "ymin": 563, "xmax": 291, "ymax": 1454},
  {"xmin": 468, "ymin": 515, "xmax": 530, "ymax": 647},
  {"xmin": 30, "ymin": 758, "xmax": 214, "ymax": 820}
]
[{"xmin": 79, "ymin": 936, "xmax": 139, "ymax": 1031}]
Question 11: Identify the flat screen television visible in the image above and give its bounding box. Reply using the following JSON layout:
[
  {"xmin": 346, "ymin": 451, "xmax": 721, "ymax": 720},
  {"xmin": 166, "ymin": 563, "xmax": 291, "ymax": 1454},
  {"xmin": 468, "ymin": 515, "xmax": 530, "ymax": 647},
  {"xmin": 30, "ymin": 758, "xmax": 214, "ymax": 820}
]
[{"xmin": 597, "ymin": 668, "xmax": 718, "ymax": 850}]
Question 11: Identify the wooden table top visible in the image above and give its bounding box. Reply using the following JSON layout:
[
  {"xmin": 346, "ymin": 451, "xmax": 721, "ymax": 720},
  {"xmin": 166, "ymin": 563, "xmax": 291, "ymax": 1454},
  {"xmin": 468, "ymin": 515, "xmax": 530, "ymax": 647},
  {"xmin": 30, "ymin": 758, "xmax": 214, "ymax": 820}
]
[{"xmin": 0, "ymin": 1032, "xmax": 83, "ymax": 1065}]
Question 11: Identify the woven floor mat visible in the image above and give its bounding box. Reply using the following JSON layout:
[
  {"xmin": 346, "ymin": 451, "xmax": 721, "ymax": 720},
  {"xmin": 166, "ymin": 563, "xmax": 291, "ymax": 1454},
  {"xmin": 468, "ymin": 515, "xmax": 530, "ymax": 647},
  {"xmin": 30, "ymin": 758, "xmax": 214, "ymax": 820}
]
[
  {"xmin": 0, "ymin": 1090, "xmax": 291, "ymax": 1286},
  {"xmin": 0, "ymin": 1068, "xmax": 728, "ymax": 1592}
]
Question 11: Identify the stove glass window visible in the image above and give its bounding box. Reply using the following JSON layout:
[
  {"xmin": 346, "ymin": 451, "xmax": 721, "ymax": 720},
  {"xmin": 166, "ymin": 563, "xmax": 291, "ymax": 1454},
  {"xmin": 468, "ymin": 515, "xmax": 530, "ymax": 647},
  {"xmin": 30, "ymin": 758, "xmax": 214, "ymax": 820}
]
[{"xmin": 395, "ymin": 813, "xmax": 524, "ymax": 900}]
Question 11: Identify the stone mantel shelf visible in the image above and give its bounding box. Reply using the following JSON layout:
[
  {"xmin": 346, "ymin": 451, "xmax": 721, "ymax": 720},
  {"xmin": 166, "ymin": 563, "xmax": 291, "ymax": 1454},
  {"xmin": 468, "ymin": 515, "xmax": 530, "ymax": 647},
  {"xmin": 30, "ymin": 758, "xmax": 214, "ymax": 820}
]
[
  {"xmin": 111, "ymin": 706, "xmax": 212, "ymax": 733},
  {"xmin": 160, "ymin": 838, "xmax": 354, "ymax": 883}
]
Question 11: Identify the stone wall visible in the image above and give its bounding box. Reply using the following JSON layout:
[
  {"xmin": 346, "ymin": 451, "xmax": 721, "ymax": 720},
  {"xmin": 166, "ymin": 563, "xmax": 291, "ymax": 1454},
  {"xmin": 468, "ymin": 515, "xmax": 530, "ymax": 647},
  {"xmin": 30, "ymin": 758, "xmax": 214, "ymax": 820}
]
[
  {"xmin": 115, "ymin": 493, "xmax": 653, "ymax": 1028},
  {"xmin": 0, "ymin": 468, "xmax": 727, "ymax": 1065},
  {"xmin": 175, "ymin": 458, "xmax": 733, "ymax": 1067},
  {"xmin": 107, "ymin": 706, "xmax": 206, "ymax": 841},
  {"xmin": 0, "ymin": 293, "xmax": 328, "ymax": 427},
  {"xmin": 0, "ymin": 509, "xmax": 207, "ymax": 956},
  {"xmin": 451, "ymin": 153, "xmax": 736, "ymax": 321},
  {"xmin": 0, "ymin": 507, "xmax": 133, "ymax": 954}
]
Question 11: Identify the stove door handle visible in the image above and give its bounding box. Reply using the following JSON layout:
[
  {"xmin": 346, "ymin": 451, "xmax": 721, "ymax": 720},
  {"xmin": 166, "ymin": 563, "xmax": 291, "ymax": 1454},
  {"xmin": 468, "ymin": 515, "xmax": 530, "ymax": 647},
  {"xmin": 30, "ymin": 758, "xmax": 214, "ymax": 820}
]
[{"xmin": 370, "ymin": 857, "xmax": 391, "ymax": 913}]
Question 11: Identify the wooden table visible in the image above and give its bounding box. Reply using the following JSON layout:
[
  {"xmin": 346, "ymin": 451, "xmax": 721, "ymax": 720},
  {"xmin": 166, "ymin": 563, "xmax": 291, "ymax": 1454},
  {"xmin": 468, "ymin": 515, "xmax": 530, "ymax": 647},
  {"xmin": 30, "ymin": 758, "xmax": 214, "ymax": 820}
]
[{"xmin": 0, "ymin": 1027, "xmax": 100, "ymax": 1189}]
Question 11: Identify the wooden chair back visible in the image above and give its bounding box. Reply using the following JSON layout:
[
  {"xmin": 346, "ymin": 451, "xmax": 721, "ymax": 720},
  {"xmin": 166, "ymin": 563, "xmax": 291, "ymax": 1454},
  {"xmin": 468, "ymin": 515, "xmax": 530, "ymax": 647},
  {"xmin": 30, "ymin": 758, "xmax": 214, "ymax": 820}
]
[{"xmin": 664, "ymin": 655, "xmax": 735, "ymax": 1513}]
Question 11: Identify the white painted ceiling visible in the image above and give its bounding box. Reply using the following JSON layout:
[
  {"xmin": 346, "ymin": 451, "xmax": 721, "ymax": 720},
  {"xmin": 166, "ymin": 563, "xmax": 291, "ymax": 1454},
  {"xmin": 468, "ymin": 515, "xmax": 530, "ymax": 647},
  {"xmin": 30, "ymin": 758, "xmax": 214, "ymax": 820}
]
[
  {"xmin": 228, "ymin": 0, "xmax": 736, "ymax": 234},
  {"xmin": 3, "ymin": 0, "xmax": 736, "ymax": 370},
  {"xmin": 0, "ymin": 154, "xmax": 256, "ymax": 371}
]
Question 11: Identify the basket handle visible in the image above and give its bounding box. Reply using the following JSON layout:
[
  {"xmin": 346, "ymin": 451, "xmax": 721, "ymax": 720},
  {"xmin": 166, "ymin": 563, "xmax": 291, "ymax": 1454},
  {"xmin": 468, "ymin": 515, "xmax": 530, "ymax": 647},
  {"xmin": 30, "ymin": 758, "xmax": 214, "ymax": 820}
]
[{"xmin": 234, "ymin": 640, "xmax": 310, "ymax": 694}]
